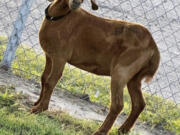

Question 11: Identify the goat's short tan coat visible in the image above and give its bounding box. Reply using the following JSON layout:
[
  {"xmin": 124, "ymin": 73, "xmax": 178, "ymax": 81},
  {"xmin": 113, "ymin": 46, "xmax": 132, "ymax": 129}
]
[{"xmin": 31, "ymin": 0, "xmax": 160, "ymax": 134}]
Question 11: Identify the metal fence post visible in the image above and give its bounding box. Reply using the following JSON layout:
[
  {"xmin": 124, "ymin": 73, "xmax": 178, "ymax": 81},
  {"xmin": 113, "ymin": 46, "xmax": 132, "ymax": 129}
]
[{"xmin": 0, "ymin": 0, "xmax": 34, "ymax": 70}]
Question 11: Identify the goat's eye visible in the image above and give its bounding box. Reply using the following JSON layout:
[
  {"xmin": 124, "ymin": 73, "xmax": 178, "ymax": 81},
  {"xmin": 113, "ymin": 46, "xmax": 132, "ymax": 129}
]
[{"xmin": 62, "ymin": 4, "xmax": 68, "ymax": 9}]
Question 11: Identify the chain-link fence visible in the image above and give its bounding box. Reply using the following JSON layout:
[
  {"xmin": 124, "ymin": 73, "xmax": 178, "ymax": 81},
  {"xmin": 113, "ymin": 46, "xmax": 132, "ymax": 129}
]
[{"xmin": 0, "ymin": 0, "xmax": 180, "ymax": 134}]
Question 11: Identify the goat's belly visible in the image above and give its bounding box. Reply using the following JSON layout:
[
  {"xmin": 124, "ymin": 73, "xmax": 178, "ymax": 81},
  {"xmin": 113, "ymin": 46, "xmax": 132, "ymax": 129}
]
[{"xmin": 68, "ymin": 62, "xmax": 110, "ymax": 76}]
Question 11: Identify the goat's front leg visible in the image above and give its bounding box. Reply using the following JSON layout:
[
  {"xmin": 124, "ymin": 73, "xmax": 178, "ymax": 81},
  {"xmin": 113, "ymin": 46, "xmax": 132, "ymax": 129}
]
[
  {"xmin": 34, "ymin": 55, "xmax": 52, "ymax": 106},
  {"xmin": 31, "ymin": 57, "xmax": 66, "ymax": 113},
  {"xmin": 93, "ymin": 70, "xmax": 126, "ymax": 135}
]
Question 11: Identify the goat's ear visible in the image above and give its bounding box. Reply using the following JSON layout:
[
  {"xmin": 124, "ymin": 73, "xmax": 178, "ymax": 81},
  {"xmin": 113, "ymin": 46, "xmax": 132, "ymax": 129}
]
[{"xmin": 91, "ymin": 0, "xmax": 98, "ymax": 10}]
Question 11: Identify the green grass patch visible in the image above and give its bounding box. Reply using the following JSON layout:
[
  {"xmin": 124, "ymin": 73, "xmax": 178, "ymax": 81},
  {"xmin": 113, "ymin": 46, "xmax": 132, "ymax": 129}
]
[
  {"xmin": 0, "ymin": 85, "xmax": 121, "ymax": 135},
  {"xmin": 0, "ymin": 36, "xmax": 179, "ymax": 134}
]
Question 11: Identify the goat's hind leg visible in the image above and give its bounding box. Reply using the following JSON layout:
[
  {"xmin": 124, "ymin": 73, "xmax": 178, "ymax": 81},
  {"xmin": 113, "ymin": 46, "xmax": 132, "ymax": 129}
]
[
  {"xmin": 34, "ymin": 55, "xmax": 52, "ymax": 106},
  {"xmin": 118, "ymin": 71, "xmax": 146, "ymax": 134},
  {"xmin": 93, "ymin": 67, "xmax": 126, "ymax": 135},
  {"xmin": 117, "ymin": 51, "xmax": 152, "ymax": 134},
  {"xmin": 94, "ymin": 49, "xmax": 152, "ymax": 135}
]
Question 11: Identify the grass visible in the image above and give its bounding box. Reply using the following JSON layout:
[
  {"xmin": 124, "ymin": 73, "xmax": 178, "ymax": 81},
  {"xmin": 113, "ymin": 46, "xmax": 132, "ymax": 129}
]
[
  {"xmin": 0, "ymin": 85, "xmax": 141, "ymax": 135},
  {"xmin": 0, "ymin": 36, "xmax": 180, "ymax": 134},
  {"xmin": 0, "ymin": 85, "xmax": 106, "ymax": 135}
]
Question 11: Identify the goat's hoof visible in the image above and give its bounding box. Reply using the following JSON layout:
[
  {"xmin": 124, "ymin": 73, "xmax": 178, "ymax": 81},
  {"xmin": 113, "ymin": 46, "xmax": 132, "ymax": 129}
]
[
  {"xmin": 93, "ymin": 131, "xmax": 107, "ymax": 135},
  {"xmin": 33, "ymin": 100, "xmax": 40, "ymax": 106},
  {"xmin": 118, "ymin": 128, "xmax": 129, "ymax": 135},
  {"xmin": 30, "ymin": 104, "xmax": 48, "ymax": 114}
]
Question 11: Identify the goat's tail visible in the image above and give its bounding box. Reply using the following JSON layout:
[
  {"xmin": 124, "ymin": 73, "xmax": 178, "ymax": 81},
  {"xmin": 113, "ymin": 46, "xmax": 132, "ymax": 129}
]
[
  {"xmin": 144, "ymin": 45, "xmax": 160, "ymax": 83},
  {"xmin": 136, "ymin": 39, "xmax": 160, "ymax": 83}
]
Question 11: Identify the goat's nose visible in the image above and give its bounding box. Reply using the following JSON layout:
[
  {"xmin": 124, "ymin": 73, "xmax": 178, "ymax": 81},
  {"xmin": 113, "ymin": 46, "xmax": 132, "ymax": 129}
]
[
  {"xmin": 71, "ymin": 0, "xmax": 81, "ymax": 9},
  {"xmin": 73, "ymin": 0, "xmax": 81, "ymax": 5}
]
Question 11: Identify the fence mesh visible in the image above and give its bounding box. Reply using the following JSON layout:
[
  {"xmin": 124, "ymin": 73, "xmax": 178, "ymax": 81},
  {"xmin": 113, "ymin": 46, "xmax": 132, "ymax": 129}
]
[{"xmin": 0, "ymin": 0, "xmax": 180, "ymax": 133}]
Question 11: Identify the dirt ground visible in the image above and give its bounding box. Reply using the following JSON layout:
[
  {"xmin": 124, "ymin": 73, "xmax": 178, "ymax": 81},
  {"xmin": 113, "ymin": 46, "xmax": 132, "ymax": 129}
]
[{"xmin": 0, "ymin": 69, "xmax": 174, "ymax": 135}]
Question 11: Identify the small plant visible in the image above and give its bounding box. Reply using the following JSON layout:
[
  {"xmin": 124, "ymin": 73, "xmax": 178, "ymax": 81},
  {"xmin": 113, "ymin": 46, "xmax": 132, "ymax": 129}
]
[{"xmin": 0, "ymin": 85, "xmax": 16, "ymax": 108}]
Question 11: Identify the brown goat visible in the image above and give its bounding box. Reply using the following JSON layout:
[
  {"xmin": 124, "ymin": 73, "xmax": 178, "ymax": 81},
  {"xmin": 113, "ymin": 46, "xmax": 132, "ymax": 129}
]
[{"xmin": 31, "ymin": 0, "xmax": 160, "ymax": 134}]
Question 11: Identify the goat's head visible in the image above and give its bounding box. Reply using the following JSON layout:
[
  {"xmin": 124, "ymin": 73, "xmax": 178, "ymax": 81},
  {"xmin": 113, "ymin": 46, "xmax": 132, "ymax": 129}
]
[{"xmin": 48, "ymin": 0, "xmax": 98, "ymax": 10}]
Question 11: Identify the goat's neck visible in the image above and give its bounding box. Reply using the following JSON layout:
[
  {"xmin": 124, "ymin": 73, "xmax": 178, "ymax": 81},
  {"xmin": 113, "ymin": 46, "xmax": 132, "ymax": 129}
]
[{"xmin": 48, "ymin": 1, "xmax": 69, "ymax": 17}]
